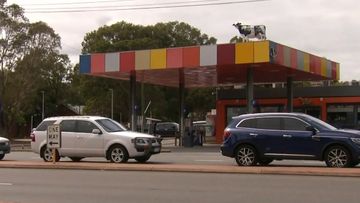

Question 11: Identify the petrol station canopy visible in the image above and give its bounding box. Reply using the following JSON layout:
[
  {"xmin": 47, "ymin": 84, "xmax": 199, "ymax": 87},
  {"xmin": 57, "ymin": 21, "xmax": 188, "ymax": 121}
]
[{"xmin": 79, "ymin": 40, "xmax": 340, "ymax": 87}]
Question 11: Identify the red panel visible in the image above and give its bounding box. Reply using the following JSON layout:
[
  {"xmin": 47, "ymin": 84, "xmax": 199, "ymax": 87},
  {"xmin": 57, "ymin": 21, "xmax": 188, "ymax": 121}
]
[
  {"xmin": 309, "ymin": 55, "xmax": 317, "ymax": 73},
  {"xmin": 217, "ymin": 44, "xmax": 234, "ymax": 65},
  {"xmin": 91, "ymin": 53, "xmax": 105, "ymax": 73},
  {"xmin": 120, "ymin": 52, "xmax": 135, "ymax": 72},
  {"xmin": 332, "ymin": 62, "xmax": 337, "ymax": 80},
  {"xmin": 275, "ymin": 44, "xmax": 284, "ymax": 65},
  {"xmin": 290, "ymin": 49, "xmax": 297, "ymax": 69},
  {"xmin": 183, "ymin": 47, "xmax": 200, "ymax": 67},
  {"xmin": 314, "ymin": 56, "xmax": 321, "ymax": 75},
  {"xmin": 167, "ymin": 48, "xmax": 183, "ymax": 68}
]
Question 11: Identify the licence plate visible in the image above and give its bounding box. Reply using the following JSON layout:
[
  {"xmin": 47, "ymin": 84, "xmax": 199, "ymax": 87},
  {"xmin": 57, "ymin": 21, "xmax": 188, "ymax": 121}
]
[{"xmin": 153, "ymin": 148, "xmax": 160, "ymax": 153}]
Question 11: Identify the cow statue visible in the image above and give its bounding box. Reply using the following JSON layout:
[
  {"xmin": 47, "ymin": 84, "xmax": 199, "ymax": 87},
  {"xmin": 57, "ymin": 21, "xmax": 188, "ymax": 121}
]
[{"xmin": 233, "ymin": 23, "xmax": 266, "ymax": 41}]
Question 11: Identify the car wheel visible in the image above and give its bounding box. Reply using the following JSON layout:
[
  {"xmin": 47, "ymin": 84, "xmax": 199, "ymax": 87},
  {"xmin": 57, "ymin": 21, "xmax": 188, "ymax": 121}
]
[
  {"xmin": 324, "ymin": 146, "xmax": 351, "ymax": 168},
  {"xmin": 108, "ymin": 145, "xmax": 129, "ymax": 163},
  {"xmin": 235, "ymin": 145, "xmax": 258, "ymax": 166},
  {"xmin": 0, "ymin": 154, "xmax": 4, "ymax": 160},
  {"xmin": 258, "ymin": 158, "xmax": 273, "ymax": 166},
  {"xmin": 41, "ymin": 147, "xmax": 60, "ymax": 162},
  {"xmin": 135, "ymin": 155, "xmax": 151, "ymax": 163},
  {"xmin": 69, "ymin": 157, "xmax": 83, "ymax": 162}
]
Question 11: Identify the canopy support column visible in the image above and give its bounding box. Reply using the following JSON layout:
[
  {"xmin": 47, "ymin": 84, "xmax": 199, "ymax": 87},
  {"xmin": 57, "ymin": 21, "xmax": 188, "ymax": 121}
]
[
  {"xmin": 287, "ymin": 76, "xmax": 294, "ymax": 112},
  {"xmin": 179, "ymin": 69, "xmax": 185, "ymax": 146},
  {"xmin": 130, "ymin": 71, "xmax": 136, "ymax": 131},
  {"xmin": 246, "ymin": 67, "xmax": 254, "ymax": 113}
]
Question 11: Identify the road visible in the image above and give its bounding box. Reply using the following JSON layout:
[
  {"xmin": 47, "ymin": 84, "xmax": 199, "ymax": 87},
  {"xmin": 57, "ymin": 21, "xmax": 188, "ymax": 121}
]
[
  {"xmin": 1, "ymin": 168, "xmax": 360, "ymax": 203},
  {"xmin": 4, "ymin": 150, "xmax": 331, "ymax": 167}
]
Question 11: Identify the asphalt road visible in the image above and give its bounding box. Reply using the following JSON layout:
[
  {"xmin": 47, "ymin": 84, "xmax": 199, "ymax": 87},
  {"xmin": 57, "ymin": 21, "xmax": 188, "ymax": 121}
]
[
  {"xmin": 4, "ymin": 150, "xmax": 331, "ymax": 167},
  {"xmin": 1, "ymin": 168, "xmax": 360, "ymax": 203}
]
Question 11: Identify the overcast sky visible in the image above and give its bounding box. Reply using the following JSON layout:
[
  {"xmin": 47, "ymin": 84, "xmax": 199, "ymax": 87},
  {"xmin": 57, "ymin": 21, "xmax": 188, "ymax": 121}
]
[{"xmin": 7, "ymin": 0, "xmax": 360, "ymax": 81}]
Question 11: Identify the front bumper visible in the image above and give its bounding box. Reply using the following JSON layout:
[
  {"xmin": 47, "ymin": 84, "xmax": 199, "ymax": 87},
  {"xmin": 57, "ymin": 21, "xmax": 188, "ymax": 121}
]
[
  {"xmin": 134, "ymin": 138, "xmax": 162, "ymax": 155},
  {"xmin": 0, "ymin": 143, "xmax": 11, "ymax": 155}
]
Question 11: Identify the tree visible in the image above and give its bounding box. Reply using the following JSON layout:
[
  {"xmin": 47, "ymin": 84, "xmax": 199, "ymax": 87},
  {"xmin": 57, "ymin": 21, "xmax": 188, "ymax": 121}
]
[
  {"xmin": 76, "ymin": 21, "xmax": 217, "ymax": 123},
  {"xmin": 0, "ymin": 1, "xmax": 72, "ymax": 137}
]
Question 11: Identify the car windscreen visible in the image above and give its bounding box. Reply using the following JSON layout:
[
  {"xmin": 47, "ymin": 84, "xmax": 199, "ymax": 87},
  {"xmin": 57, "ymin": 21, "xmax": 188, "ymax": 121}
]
[
  {"xmin": 95, "ymin": 119, "xmax": 126, "ymax": 132},
  {"xmin": 36, "ymin": 120, "xmax": 56, "ymax": 131}
]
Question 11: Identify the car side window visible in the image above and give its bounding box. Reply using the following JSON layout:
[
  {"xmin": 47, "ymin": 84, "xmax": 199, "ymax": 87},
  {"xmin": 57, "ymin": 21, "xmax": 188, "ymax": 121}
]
[
  {"xmin": 283, "ymin": 118, "xmax": 309, "ymax": 131},
  {"xmin": 256, "ymin": 117, "xmax": 281, "ymax": 130},
  {"xmin": 36, "ymin": 120, "xmax": 56, "ymax": 131},
  {"xmin": 238, "ymin": 118, "xmax": 257, "ymax": 128},
  {"xmin": 76, "ymin": 120, "xmax": 98, "ymax": 133},
  {"xmin": 60, "ymin": 120, "xmax": 76, "ymax": 132}
]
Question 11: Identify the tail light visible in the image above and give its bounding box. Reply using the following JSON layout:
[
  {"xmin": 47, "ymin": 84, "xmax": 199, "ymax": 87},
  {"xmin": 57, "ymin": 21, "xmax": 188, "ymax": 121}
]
[
  {"xmin": 30, "ymin": 132, "xmax": 35, "ymax": 142},
  {"xmin": 223, "ymin": 130, "xmax": 231, "ymax": 141}
]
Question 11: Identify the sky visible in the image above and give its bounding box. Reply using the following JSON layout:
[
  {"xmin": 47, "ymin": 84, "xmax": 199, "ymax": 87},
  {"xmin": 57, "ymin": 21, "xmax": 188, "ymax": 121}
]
[{"xmin": 6, "ymin": 0, "xmax": 360, "ymax": 81}]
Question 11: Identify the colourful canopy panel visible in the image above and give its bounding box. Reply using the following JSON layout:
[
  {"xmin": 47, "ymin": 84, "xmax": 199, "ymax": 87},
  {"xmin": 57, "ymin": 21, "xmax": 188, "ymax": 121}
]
[{"xmin": 79, "ymin": 40, "xmax": 339, "ymax": 87}]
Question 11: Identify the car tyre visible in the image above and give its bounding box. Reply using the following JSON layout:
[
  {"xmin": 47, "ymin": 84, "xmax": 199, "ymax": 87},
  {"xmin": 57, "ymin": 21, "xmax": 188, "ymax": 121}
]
[
  {"xmin": 41, "ymin": 147, "xmax": 60, "ymax": 162},
  {"xmin": 108, "ymin": 145, "xmax": 129, "ymax": 163},
  {"xmin": 135, "ymin": 155, "xmax": 151, "ymax": 163},
  {"xmin": 235, "ymin": 145, "xmax": 258, "ymax": 166},
  {"xmin": 69, "ymin": 157, "xmax": 83, "ymax": 162},
  {"xmin": 258, "ymin": 158, "xmax": 273, "ymax": 166},
  {"xmin": 0, "ymin": 154, "xmax": 4, "ymax": 160},
  {"xmin": 324, "ymin": 145, "xmax": 352, "ymax": 168}
]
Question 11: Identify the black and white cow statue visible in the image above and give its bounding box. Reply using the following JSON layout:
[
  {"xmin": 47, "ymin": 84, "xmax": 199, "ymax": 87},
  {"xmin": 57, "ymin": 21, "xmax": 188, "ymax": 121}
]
[{"xmin": 233, "ymin": 23, "xmax": 266, "ymax": 41}]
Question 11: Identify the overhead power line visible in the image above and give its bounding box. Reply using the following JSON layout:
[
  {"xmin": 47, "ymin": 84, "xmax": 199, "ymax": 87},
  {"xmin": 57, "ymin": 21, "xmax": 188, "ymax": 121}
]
[
  {"xmin": 23, "ymin": 0, "xmax": 270, "ymax": 13},
  {"xmin": 20, "ymin": 0, "xmax": 133, "ymax": 6}
]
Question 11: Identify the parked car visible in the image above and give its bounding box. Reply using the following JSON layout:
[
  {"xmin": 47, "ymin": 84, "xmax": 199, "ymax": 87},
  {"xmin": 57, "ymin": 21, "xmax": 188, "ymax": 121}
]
[
  {"xmin": 221, "ymin": 112, "xmax": 360, "ymax": 168},
  {"xmin": 154, "ymin": 122, "xmax": 179, "ymax": 137},
  {"xmin": 30, "ymin": 116, "xmax": 162, "ymax": 163},
  {"xmin": 0, "ymin": 136, "xmax": 10, "ymax": 160}
]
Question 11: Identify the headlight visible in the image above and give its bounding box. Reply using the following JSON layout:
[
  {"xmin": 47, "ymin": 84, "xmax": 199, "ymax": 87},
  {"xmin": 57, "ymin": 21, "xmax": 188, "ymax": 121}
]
[
  {"xmin": 350, "ymin": 138, "xmax": 360, "ymax": 145},
  {"xmin": 135, "ymin": 137, "xmax": 149, "ymax": 145}
]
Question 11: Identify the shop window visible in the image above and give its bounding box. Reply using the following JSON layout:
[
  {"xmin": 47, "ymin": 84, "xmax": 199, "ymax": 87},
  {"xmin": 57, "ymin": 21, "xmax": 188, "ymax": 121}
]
[
  {"xmin": 327, "ymin": 104, "xmax": 355, "ymax": 129},
  {"xmin": 226, "ymin": 106, "xmax": 246, "ymax": 124}
]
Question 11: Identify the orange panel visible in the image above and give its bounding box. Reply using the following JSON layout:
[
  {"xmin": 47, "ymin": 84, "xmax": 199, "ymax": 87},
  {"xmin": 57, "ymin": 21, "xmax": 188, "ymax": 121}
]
[{"xmin": 183, "ymin": 47, "xmax": 200, "ymax": 68}]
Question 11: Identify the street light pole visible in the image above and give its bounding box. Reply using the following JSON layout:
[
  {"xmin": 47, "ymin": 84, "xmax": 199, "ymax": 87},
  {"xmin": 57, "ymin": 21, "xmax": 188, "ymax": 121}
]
[
  {"xmin": 41, "ymin": 91, "xmax": 45, "ymax": 120},
  {"xmin": 110, "ymin": 89, "xmax": 114, "ymax": 119}
]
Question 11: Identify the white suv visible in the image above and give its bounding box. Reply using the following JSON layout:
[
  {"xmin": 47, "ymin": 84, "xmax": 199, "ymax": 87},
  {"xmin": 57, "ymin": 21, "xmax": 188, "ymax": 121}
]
[{"xmin": 30, "ymin": 116, "xmax": 162, "ymax": 163}]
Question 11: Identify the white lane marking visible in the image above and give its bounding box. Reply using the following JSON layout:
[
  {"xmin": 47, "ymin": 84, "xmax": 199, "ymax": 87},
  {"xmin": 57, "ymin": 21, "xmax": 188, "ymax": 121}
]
[
  {"xmin": 195, "ymin": 160, "xmax": 225, "ymax": 162},
  {"xmin": 0, "ymin": 183, "xmax": 13, "ymax": 186}
]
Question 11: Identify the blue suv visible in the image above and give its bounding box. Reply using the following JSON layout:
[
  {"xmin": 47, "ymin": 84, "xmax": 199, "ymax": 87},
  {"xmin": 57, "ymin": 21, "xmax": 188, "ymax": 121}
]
[{"xmin": 221, "ymin": 113, "xmax": 360, "ymax": 167}]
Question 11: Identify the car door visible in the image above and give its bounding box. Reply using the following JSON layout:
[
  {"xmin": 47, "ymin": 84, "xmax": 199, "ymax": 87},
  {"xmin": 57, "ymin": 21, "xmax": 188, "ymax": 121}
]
[
  {"xmin": 281, "ymin": 117, "xmax": 321, "ymax": 158},
  {"xmin": 59, "ymin": 120, "xmax": 77, "ymax": 156},
  {"xmin": 74, "ymin": 120, "xmax": 104, "ymax": 157},
  {"xmin": 254, "ymin": 117, "xmax": 284, "ymax": 155}
]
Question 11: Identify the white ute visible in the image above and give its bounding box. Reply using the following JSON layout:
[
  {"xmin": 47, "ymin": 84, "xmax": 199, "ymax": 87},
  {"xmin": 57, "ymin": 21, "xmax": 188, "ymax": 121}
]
[{"xmin": 30, "ymin": 116, "xmax": 162, "ymax": 163}]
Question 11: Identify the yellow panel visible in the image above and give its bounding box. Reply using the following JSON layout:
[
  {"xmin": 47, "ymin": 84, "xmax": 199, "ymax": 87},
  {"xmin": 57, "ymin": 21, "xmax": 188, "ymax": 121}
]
[
  {"xmin": 150, "ymin": 49, "xmax": 166, "ymax": 69},
  {"xmin": 336, "ymin": 63, "xmax": 340, "ymax": 80},
  {"xmin": 254, "ymin": 41, "xmax": 270, "ymax": 63},
  {"xmin": 135, "ymin": 50, "xmax": 150, "ymax": 70},
  {"xmin": 303, "ymin": 53, "xmax": 310, "ymax": 72},
  {"xmin": 321, "ymin": 58, "xmax": 327, "ymax": 76},
  {"xmin": 235, "ymin": 42, "xmax": 254, "ymax": 64}
]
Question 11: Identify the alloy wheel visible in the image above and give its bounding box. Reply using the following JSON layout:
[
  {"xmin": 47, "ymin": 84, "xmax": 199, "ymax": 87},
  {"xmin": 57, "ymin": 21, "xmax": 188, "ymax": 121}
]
[
  {"xmin": 235, "ymin": 145, "xmax": 257, "ymax": 166},
  {"xmin": 326, "ymin": 146, "xmax": 350, "ymax": 167}
]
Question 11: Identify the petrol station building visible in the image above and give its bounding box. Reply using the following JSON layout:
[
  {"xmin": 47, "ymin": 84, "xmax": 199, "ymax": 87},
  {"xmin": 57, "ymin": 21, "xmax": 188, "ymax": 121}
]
[{"xmin": 79, "ymin": 40, "xmax": 340, "ymax": 144}]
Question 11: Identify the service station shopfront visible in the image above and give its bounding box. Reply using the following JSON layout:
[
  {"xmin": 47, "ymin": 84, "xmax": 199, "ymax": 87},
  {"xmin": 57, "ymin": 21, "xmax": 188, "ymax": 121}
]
[{"xmin": 80, "ymin": 40, "xmax": 340, "ymax": 144}]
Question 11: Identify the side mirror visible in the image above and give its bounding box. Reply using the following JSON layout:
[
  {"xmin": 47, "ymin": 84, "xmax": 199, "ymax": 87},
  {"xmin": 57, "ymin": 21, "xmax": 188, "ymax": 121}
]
[
  {"xmin": 92, "ymin": 129, "xmax": 101, "ymax": 134},
  {"xmin": 306, "ymin": 126, "xmax": 316, "ymax": 134}
]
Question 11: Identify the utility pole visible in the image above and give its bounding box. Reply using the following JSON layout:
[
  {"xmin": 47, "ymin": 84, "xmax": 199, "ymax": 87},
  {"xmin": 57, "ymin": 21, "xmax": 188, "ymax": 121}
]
[{"xmin": 41, "ymin": 91, "xmax": 45, "ymax": 120}]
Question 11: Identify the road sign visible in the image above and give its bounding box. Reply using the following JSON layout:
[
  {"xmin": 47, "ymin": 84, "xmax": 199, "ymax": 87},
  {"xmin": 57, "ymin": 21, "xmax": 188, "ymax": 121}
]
[{"xmin": 47, "ymin": 124, "xmax": 61, "ymax": 149}]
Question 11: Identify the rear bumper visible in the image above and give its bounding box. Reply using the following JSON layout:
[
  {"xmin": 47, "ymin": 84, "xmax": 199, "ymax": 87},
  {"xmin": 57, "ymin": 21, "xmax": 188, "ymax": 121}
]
[{"xmin": 220, "ymin": 145, "xmax": 233, "ymax": 157}]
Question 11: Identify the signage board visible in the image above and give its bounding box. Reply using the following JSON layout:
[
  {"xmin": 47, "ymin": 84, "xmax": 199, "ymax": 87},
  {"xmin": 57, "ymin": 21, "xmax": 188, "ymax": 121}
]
[{"xmin": 47, "ymin": 124, "xmax": 61, "ymax": 149}]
